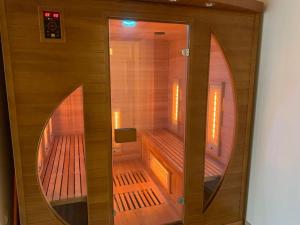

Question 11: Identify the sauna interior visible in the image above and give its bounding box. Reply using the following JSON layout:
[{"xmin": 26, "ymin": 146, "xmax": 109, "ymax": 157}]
[
  {"xmin": 108, "ymin": 19, "xmax": 235, "ymax": 225},
  {"xmin": 109, "ymin": 20, "xmax": 188, "ymax": 225}
]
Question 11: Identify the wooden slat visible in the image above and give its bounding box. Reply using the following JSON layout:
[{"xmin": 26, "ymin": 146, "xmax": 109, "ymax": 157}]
[
  {"xmin": 42, "ymin": 137, "xmax": 59, "ymax": 190},
  {"xmin": 116, "ymin": 194, "xmax": 125, "ymax": 212},
  {"xmin": 134, "ymin": 192, "xmax": 145, "ymax": 208},
  {"xmin": 68, "ymin": 135, "xmax": 75, "ymax": 199},
  {"xmin": 143, "ymin": 129, "xmax": 224, "ymax": 178},
  {"xmin": 40, "ymin": 134, "xmax": 87, "ymax": 203},
  {"xmin": 124, "ymin": 193, "xmax": 135, "ymax": 210},
  {"xmin": 60, "ymin": 136, "xmax": 70, "ymax": 200},
  {"xmin": 114, "ymin": 195, "xmax": 121, "ymax": 212},
  {"xmin": 79, "ymin": 134, "xmax": 87, "ymax": 196},
  {"xmin": 119, "ymin": 193, "xmax": 130, "ymax": 211},
  {"xmin": 47, "ymin": 136, "xmax": 64, "ymax": 200},
  {"xmin": 53, "ymin": 136, "xmax": 67, "ymax": 201},
  {"xmin": 74, "ymin": 135, "xmax": 82, "ymax": 197},
  {"xmin": 40, "ymin": 137, "xmax": 57, "ymax": 182},
  {"xmin": 128, "ymin": 192, "xmax": 139, "ymax": 209}
]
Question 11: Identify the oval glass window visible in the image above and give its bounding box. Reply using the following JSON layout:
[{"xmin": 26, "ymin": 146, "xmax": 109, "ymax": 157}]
[
  {"xmin": 203, "ymin": 35, "xmax": 236, "ymax": 208},
  {"xmin": 37, "ymin": 86, "xmax": 88, "ymax": 225}
]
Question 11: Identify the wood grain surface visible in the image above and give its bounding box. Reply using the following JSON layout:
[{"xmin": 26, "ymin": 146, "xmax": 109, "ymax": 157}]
[{"xmin": 0, "ymin": 0, "xmax": 262, "ymax": 225}]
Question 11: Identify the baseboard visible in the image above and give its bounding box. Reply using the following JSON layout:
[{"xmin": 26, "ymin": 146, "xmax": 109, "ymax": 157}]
[{"xmin": 245, "ymin": 221, "xmax": 251, "ymax": 225}]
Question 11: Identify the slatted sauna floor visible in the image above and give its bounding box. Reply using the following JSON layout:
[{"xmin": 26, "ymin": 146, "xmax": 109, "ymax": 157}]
[
  {"xmin": 113, "ymin": 160, "xmax": 181, "ymax": 225},
  {"xmin": 40, "ymin": 134, "xmax": 87, "ymax": 205}
]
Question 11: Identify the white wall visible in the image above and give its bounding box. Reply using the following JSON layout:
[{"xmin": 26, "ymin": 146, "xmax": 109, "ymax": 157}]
[{"xmin": 247, "ymin": 0, "xmax": 300, "ymax": 225}]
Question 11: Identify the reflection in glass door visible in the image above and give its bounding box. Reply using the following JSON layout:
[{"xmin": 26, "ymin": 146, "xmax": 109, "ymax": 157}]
[
  {"xmin": 203, "ymin": 34, "xmax": 236, "ymax": 208},
  {"xmin": 109, "ymin": 19, "xmax": 189, "ymax": 225}
]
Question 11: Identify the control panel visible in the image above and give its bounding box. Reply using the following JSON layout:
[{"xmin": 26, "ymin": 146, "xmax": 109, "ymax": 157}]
[{"xmin": 39, "ymin": 8, "xmax": 65, "ymax": 42}]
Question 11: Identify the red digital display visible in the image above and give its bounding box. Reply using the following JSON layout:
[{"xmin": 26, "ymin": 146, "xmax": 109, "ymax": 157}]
[
  {"xmin": 43, "ymin": 11, "xmax": 62, "ymax": 39},
  {"xmin": 53, "ymin": 13, "xmax": 60, "ymax": 18}
]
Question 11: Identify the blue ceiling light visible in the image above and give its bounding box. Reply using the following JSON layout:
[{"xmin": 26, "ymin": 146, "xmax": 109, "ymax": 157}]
[{"xmin": 122, "ymin": 20, "xmax": 137, "ymax": 27}]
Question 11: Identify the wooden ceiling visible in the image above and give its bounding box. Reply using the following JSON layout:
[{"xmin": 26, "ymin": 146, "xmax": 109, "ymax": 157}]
[
  {"xmin": 134, "ymin": 0, "xmax": 264, "ymax": 12},
  {"xmin": 109, "ymin": 19, "xmax": 188, "ymax": 41}
]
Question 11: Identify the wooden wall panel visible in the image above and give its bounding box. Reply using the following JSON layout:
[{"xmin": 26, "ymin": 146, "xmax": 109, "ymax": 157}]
[
  {"xmin": 51, "ymin": 87, "xmax": 84, "ymax": 135},
  {"xmin": 110, "ymin": 39, "xmax": 169, "ymax": 160},
  {"xmin": 153, "ymin": 39, "xmax": 170, "ymax": 130},
  {"xmin": 110, "ymin": 39, "xmax": 169, "ymax": 132},
  {"xmin": 0, "ymin": 0, "xmax": 262, "ymax": 225},
  {"xmin": 168, "ymin": 38, "xmax": 188, "ymax": 138}
]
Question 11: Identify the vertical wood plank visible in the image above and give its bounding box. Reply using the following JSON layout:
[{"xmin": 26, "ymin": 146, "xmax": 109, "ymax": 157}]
[
  {"xmin": 75, "ymin": 135, "xmax": 82, "ymax": 197},
  {"xmin": 60, "ymin": 136, "xmax": 71, "ymax": 200},
  {"xmin": 53, "ymin": 136, "xmax": 67, "ymax": 201},
  {"xmin": 68, "ymin": 135, "xmax": 75, "ymax": 198}
]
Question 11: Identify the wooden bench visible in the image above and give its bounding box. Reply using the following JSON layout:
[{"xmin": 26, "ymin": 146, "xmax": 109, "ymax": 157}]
[
  {"xmin": 141, "ymin": 129, "xmax": 224, "ymax": 210},
  {"xmin": 39, "ymin": 134, "xmax": 87, "ymax": 206},
  {"xmin": 141, "ymin": 129, "xmax": 224, "ymax": 181}
]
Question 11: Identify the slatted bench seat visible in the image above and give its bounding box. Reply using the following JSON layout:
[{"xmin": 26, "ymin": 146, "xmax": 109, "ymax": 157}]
[
  {"xmin": 142, "ymin": 129, "xmax": 184, "ymax": 173},
  {"xmin": 40, "ymin": 134, "xmax": 87, "ymax": 206},
  {"xmin": 141, "ymin": 129, "xmax": 224, "ymax": 182}
]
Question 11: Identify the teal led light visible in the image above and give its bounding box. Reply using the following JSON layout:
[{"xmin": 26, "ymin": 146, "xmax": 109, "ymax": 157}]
[{"xmin": 122, "ymin": 20, "xmax": 137, "ymax": 27}]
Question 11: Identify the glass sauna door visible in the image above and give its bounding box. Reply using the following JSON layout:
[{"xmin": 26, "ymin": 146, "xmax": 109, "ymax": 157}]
[{"xmin": 109, "ymin": 19, "xmax": 189, "ymax": 225}]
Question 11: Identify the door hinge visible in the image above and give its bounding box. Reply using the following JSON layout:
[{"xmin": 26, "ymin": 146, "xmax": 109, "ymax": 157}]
[
  {"xmin": 113, "ymin": 209, "xmax": 116, "ymax": 217},
  {"xmin": 181, "ymin": 48, "xmax": 190, "ymax": 57}
]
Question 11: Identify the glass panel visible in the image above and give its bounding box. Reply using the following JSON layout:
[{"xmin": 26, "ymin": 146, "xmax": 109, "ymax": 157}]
[
  {"xmin": 203, "ymin": 34, "xmax": 237, "ymax": 208},
  {"xmin": 109, "ymin": 19, "xmax": 189, "ymax": 225},
  {"xmin": 37, "ymin": 87, "xmax": 88, "ymax": 225}
]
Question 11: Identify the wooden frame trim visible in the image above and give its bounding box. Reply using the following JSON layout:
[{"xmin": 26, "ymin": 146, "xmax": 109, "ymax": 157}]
[
  {"xmin": 210, "ymin": 0, "xmax": 264, "ymax": 12},
  {"xmin": 0, "ymin": 0, "xmax": 26, "ymax": 224},
  {"xmin": 241, "ymin": 13, "xmax": 263, "ymax": 219},
  {"xmin": 130, "ymin": 0, "xmax": 264, "ymax": 13}
]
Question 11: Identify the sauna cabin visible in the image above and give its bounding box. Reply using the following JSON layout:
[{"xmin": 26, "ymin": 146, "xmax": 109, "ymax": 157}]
[{"xmin": 0, "ymin": 0, "xmax": 263, "ymax": 225}]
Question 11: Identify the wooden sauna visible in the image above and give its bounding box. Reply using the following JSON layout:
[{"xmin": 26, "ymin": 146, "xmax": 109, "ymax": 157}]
[{"xmin": 0, "ymin": 0, "xmax": 264, "ymax": 225}]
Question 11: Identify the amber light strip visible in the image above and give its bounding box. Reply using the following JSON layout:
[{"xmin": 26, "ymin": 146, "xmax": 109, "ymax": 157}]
[
  {"xmin": 207, "ymin": 84, "xmax": 222, "ymax": 147},
  {"xmin": 212, "ymin": 91, "xmax": 218, "ymax": 140},
  {"xmin": 172, "ymin": 82, "xmax": 180, "ymax": 125},
  {"xmin": 114, "ymin": 111, "xmax": 120, "ymax": 129},
  {"xmin": 113, "ymin": 111, "xmax": 121, "ymax": 148}
]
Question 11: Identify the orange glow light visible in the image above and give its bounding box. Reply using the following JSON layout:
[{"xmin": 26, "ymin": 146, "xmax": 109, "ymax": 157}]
[
  {"xmin": 112, "ymin": 111, "xmax": 121, "ymax": 148},
  {"xmin": 172, "ymin": 82, "xmax": 180, "ymax": 125},
  {"xmin": 207, "ymin": 84, "xmax": 222, "ymax": 148},
  {"xmin": 212, "ymin": 91, "xmax": 217, "ymax": 140},
  {"xmin": 114, "ymin": 111, "xmax": 120, "ymax": 129}
]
